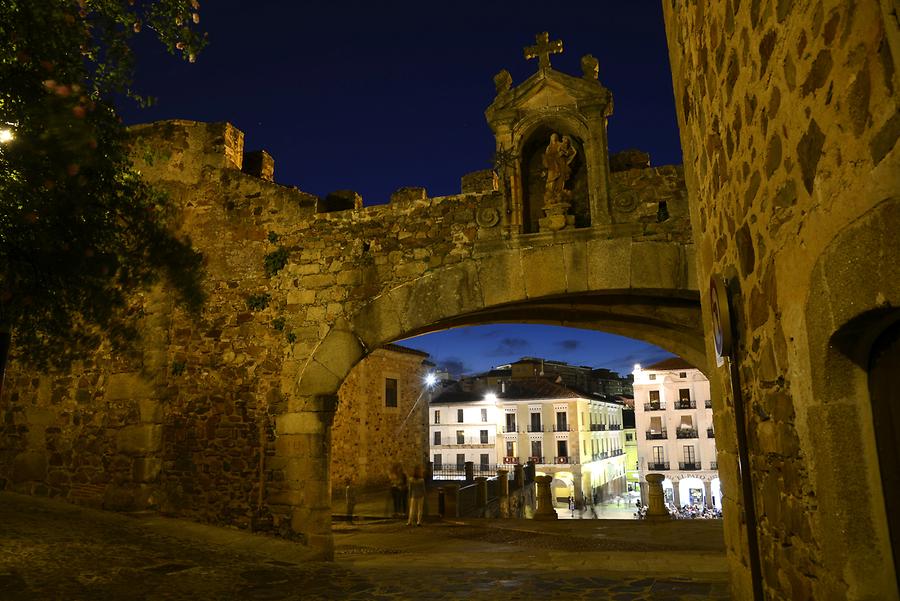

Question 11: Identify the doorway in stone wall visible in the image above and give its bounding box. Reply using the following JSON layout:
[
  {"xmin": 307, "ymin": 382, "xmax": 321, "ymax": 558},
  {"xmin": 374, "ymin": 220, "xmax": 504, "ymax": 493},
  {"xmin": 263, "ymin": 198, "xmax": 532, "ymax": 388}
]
[{"xmin": 869, "ymin": 319, "xmax": 900, "ymax": 585}]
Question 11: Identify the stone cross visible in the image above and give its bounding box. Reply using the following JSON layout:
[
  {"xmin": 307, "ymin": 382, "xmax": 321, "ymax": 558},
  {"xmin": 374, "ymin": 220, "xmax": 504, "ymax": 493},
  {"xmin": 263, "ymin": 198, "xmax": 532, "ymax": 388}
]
[{"xmin": 524, "ymin": 32, "xmax": 563, "ymax": 70}]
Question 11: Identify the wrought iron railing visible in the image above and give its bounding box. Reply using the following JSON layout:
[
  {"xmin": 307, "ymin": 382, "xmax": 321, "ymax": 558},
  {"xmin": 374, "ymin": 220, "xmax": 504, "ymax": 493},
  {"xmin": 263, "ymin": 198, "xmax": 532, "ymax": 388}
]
[
  {"xmin": 646, "ymin": 429, "xmax": 668, "ymax": 440},
  {"xmin": 647, "ymin": 461, "xmax": 670, "ymax": 470},
  {"xmin": 676, "ymin": 428, "xmax": 699, "ymax": 439}
]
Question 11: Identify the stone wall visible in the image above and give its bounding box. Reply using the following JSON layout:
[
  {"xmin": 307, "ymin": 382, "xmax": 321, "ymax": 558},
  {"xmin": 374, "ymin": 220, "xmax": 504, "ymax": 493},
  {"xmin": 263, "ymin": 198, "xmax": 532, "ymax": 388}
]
[
  {"xmin": 1, "ymin": 117, "xmax": 701, "ymax": 556},
  {"xmin": 330, "ymin": 345, "xmax": 430, "ymax": 491},
  {"xmin": 663, "ymin": 1, "xmax": 900, "ymax": 599}
]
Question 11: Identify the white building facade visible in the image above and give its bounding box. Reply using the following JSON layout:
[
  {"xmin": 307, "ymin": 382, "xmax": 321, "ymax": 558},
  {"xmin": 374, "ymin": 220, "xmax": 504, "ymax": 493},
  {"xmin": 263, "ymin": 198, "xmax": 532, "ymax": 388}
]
[
  {"xmin": 429, "ymin": 396, "xmax": 501, "ymax": 472},
  {"xmin": 428, "ymin": 380, "xmax": 627, "ymax": 507},
  {"xmin": 633, "ymin": 358, "xmax": 721, "ymax": 509}
]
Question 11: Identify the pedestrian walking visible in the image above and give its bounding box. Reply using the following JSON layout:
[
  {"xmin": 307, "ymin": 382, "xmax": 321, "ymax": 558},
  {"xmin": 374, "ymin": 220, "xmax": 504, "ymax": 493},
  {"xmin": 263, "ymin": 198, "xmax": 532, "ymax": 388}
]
[
  {"xmin": 345, "ymin": 477, "xmax": 356, "ymax": 523},
  {"xmin": 389, "ymin": 463, "xmax": 407, "ymax": 517},
  {"xmin": 407, "ymin": 465, "xmax": 426, "ymax": 526}
]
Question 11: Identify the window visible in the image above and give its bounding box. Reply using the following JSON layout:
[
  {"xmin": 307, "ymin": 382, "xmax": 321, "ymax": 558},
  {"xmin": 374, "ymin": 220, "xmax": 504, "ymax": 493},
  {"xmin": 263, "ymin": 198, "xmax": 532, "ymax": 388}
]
[
  {"xmin": 649, "ymin": 390, "xmax": 660, "ymax": 402},
  {"xmin": 433, "ymin": 454, "xmax": 442, "ymax": 468},
  {"xmin": 625, "ymin": 432, "xmax": 633, "ymax": 441},
  {"xmin": 679, "ymin": 388, "xmax": 691, "ymax": 401},
  {"xmin": 384, "ymin": 377, "xmax": 398, "ymax": 407},
  {"xmin": 456, "ymin": 453, "xmax": 465, "ymax": 468},
  {"xmin": 530, "ymin": 440, "xmax": 542, "ymax": 460},
  {"xmin": 649, "ymin": 374, "xmax": 656, "ymax": 380},
  {"xmin": 456, "ymin": 430, "xmax": 465, "ymax": 444},
  {"xmin": 433, "ymin": 431, "xmax": 441, "ymax": 445},
  {"xmin": 530, "ymin": 412, "xmax": 542, "ymax": 431},
  {"xmin": 506, "ymin": 441, "xmax": 515, "ymax": 457},
  {"xmin": 679, "ymin": 372, "xmax": 687, "ymax": 378},
  {"xmin": 683, "ymin": 445, "xmax": 696, "ymax": 463},
  {"xmin": 481, "ymin": 408, "xmax": 488, "ymax": 422},
  {"xmin": 480, "ymin": 453, "xmax": 489, "ymax": 468},
  {"xmin": 457, "ymin": 409, "xmax": 464, "ymax": 423},
  {"xmin": 557, "ymin": 440, "xmax": 568, "ymax": 458},
  {"xmin": 480, "ymin": 429, "xmax": 488, "ymax": 444},
  {"xmin": 434, "ymin": 410, "xmax": 440, "ymax": 424},
  {"xmin": 555, "ymin": 411, "xmax": 567, "ymax": 430},
  {"xmin": 505, "ymin": 413, "xmax": 516, "ymax": 432},
  {"xmin": 653, "ymin": 446, "xmax": 664, "ymax": 463}
]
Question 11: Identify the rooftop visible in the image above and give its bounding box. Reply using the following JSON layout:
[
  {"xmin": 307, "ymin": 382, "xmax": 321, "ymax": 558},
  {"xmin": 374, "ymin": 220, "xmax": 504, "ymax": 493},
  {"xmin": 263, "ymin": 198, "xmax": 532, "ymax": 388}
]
[{"xmin": 643, "ymin": 357, "xmax": 696, "ymax": 371}]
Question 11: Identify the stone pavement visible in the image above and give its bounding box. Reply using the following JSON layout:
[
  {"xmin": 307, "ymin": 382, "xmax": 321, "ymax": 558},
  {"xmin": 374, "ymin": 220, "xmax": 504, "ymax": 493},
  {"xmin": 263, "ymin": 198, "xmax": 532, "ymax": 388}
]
[{"xmin": 1, "ymin": 492, "xmax": 730, "ymax": 600}]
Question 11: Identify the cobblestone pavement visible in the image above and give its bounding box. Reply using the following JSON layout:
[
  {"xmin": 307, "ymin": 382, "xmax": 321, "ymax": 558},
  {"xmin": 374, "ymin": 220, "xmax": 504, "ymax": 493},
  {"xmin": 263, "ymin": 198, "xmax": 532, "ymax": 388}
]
[{"xmin": 0, "ymin": 493, "xmax": 729, "ymax": 600}]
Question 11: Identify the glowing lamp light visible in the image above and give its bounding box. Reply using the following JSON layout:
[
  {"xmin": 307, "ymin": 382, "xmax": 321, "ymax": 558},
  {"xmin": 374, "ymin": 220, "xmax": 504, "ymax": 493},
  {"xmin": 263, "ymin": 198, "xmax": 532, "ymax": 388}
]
[
  {"xmin": 424, "ymin": 373, "xmax": 437, "ymax": 387},
  {"xmin": 0, "ymin": 128, "xmax": 14, "ymax": 144},
  {"xmin": 484, "ymin": 392, "xmax": 497, "ymax": 403}
]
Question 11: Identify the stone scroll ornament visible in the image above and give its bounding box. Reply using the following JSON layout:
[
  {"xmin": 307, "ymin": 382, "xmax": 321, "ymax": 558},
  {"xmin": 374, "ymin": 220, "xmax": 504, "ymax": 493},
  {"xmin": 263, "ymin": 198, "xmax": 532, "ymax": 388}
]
[{"xmin": 476, "ymin": 207, "xmax": 500, "ymax": 228}]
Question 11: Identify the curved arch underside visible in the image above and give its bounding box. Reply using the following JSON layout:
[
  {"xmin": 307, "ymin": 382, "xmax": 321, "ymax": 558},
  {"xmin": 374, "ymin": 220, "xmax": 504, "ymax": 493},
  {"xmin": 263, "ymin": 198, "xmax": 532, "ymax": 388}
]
[{"xmin": 390, "ymin": 291, "xmax": 706, "ymax": 371}]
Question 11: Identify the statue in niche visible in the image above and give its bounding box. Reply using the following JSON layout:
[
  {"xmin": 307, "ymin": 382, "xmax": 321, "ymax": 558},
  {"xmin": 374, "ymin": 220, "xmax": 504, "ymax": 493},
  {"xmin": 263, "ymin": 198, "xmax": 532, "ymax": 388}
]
[
  {"xmin": 542, "ymin": 133, "xmax": 576, "ymax": 204},
  {"xmin": 538, "ymin": 133, "xmax": 578, "ymax": 231}
]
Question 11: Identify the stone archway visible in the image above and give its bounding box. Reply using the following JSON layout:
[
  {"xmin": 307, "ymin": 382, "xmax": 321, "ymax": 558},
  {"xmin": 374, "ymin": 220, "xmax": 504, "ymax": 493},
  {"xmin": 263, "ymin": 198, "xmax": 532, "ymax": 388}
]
[
  {"xmin": 804, "ymin": 197, "xmax": 900, "ymax": 599},
  {"xmin": 284, "ymin": 233, "xmax": 704, "ymax": 555}
]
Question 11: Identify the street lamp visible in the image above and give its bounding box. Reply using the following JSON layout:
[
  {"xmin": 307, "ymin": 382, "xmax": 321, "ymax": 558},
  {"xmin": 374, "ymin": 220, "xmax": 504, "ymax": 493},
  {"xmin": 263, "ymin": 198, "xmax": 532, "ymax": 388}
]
[{"xmin": 0, "ymin": 128, "xmax": 14, "ymax": 144}]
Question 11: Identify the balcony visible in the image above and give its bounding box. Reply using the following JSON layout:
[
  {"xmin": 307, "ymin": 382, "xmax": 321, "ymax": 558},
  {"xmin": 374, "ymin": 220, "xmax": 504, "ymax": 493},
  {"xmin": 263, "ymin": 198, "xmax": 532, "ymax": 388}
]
[
  {"xmin": 502, "ymin": 456, "xmax": 519, "ymax": 465},
  {"xmin": 679, "ymin": 461, "xmax": 702, "ymax": 470},
  {"xmin": 644, "ymin": 403, "xmax": 666, "ymax": 411},
  {"xmin": 608, "ymin": 424, "xmax": 622, "ymax": 430},
  {"xmin": 675, "ymin": 399, "xmax": 697, "ymax": 409},
  {"xmin": 553, "ymin": 424, "xmax": 571, "ymax": 432},
  {"xmin": 503, "ymin": 426, "xmax": 518, "ymax": 433},
  {"xmin": 705, "ymin": 400, "xmax": 713, "ymax": 409},
  {"xmin": 554, "ymin": 456, "xmax": 570, "ymax": 464},
  {"xmin": 646, "ymin": 429, "xmax": 668, "ymax": 440},
  {"xmin": 676, "ymin": 428, "xmax": 699, "ymax": 439},
  {"xmin": 528, "ymin": 456, "xmax": 545, "ymax": 464},
  {"xmin": 590, "ymin": 424, "xmax": 604, "ymax": 431},
  {"xmin": 597, "ymin": 451, "xmax": 609, "ymax": 460},
  {"xmin": 707, "ymin": 427, "xmax": 715, "ymax": 438},
  {"xmin": 710, "ymin": 461, "xmax": 718, "ymax": 470},
  {"xmin": 647, "ymin": 461, "xmax": 670, "ymax": 470},
  {"xmin": 527, "ymin": 425, "xmax": 544, "ymax": 432},
  {"xmin": 611, "ymin": 449, "xmax": 624, "ymax": 457}
]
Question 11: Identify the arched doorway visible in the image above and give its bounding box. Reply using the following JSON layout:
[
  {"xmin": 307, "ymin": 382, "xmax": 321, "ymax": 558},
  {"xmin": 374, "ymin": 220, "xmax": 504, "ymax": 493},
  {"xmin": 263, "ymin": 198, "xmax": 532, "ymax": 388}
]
[{"xmin": 869, "ymin": 319, "xmax": 900, "ymax": 588}]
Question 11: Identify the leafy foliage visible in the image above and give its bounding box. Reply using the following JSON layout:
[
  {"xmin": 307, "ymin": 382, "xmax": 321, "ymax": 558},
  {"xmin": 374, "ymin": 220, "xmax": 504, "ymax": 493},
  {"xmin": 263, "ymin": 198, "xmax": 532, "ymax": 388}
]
[
  {"xmin": 0, "ymin": 1, "xmax": 207, "ymax": 368},
  {"xmin": 264, "ymin": 247, "xmax": 289, "ymax": 277},
  {"xmin": 271, "ymin": 316, "xmax": 285, "ymax": 331},
  {"xmin": 246, "ymin": 294, "xmax": 270, "ymax": 311}
]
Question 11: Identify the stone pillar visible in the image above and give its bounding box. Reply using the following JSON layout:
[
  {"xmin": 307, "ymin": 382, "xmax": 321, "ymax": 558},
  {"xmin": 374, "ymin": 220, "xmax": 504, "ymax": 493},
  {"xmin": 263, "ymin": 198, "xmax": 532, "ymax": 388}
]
[
  {"xmin": 573, "ymin": 473, "xmax": 584, "ymax": 508},
  {"xmin": 465, "ymin": 461, "xmax": 475, "ymax": 483},
  {"xmin": 533, "ymin": 475, "xmax": 558, "ymax": 520},
  {"xmin": 273, "ymin": 394, "xmax": 337, "ymax": 559},
  {"xmin": 514, "ymin": 464, "xmax": 525, "ymax": 488},
  {"xmin": 475, "ymin": 476, "xmax": 488, "ymax": 509},
  {"xmin": 672, "ymin": 480, "xmax": 681, "ymax": 508},
  {"xmin": 704, "ymin": 479, "xmax": 713, "ymax": 508},
  {"xmin": 497, "ymin": 469, "xmax": 510, "ymax": 518},
  {"xmin": 644, "ymin": 473, "xmax": 670, "ymax": 520}
]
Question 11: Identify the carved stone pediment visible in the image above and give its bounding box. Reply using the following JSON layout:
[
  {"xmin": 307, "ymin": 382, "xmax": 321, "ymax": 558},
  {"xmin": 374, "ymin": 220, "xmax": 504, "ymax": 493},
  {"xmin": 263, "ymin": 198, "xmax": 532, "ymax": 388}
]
[{"xmin": 484, "ymin": 33, "xmax": 615, "ymax": 233}]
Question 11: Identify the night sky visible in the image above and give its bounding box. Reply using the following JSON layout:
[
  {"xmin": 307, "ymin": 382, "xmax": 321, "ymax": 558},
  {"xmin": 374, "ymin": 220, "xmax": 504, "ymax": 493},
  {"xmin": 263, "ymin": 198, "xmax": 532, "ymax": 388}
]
[{"xmin": 117, "ymin": 0, "xmax": 682, "ymax": 377}]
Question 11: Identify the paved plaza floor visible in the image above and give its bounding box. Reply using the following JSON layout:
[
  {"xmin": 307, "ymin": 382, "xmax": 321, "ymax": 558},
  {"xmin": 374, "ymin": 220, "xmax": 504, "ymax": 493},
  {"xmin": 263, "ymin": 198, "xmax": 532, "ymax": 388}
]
[{"xmin": 1, "ymin": 492, "xmax": 730, "ymax": 600}]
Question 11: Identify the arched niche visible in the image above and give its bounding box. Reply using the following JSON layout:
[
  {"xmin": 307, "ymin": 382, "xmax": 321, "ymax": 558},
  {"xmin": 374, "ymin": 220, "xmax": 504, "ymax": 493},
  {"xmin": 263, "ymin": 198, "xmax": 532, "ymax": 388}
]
[{"xmin": 519, "ymin": 124, "xmax": 589, "ymax": 233}]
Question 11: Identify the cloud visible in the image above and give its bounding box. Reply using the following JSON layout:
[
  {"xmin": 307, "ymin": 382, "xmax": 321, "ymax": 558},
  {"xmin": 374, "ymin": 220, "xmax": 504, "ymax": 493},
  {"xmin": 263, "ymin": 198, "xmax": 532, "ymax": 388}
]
[
  {"xmin": 603, "ymin": 349, "xmax": 676, "ymax": 373},
  {"xmin": 437, "ymin": 357, "xmax": 468, "ymax": 378},
  {"xmin": 487, "ymin": 337, "xmax": 530, "ymax": 357},
  {"xmin": 556, "ymin": 339, "xmax": 581, "ymax": 352}
]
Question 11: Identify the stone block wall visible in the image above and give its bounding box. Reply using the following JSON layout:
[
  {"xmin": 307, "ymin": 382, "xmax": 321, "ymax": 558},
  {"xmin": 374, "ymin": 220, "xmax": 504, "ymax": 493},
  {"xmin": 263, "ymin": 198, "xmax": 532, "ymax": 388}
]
[
  {"xmin": 1, "ymin": 117, "xmax": 701, "ymax": 554},
  {"xmin": 330, "ymin": 345, "xmax": 430, "ymax": 491},
  {"xmin": 663, "ymin": 1, "xmax": 900, "ymax": 599}
]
